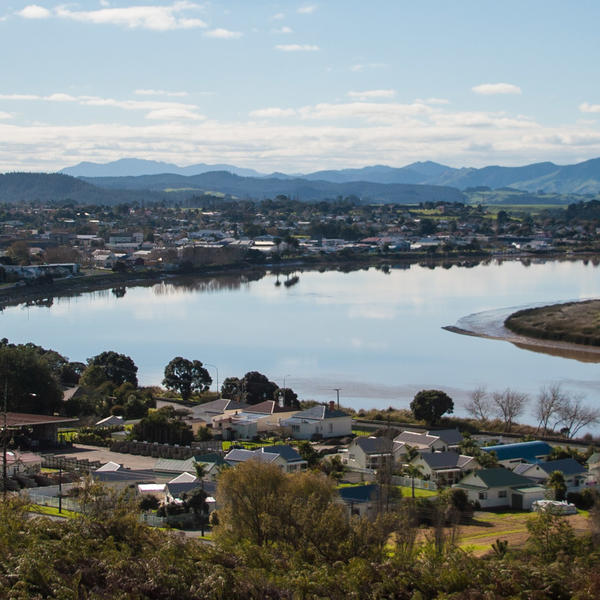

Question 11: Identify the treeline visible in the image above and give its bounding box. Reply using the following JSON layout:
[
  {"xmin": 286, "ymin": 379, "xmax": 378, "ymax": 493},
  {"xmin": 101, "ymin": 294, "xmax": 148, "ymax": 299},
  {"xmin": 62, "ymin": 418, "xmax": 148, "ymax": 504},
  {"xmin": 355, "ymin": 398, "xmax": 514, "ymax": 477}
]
[{"xmin": 3, "ymin": 461, "xmax": 600, "ymax": 598}]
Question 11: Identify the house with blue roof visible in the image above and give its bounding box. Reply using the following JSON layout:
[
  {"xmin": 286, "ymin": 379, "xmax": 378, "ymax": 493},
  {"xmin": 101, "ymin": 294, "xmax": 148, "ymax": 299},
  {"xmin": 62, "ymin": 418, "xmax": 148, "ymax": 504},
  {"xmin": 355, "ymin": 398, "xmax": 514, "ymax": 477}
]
[
  {"xmin": 337, "ymin": 484, "xmax": 380, "ymax": 518},
  {"xmin": 481, "ymin": 441, "xmax": 553, "ymax": 467},
  {"xmin": 224, "ymin": 444, "xmax": 307, "ymax": 473},
  {"xmin": 514, "ymin": 458, "xmax": 588, "ymax": 493}
]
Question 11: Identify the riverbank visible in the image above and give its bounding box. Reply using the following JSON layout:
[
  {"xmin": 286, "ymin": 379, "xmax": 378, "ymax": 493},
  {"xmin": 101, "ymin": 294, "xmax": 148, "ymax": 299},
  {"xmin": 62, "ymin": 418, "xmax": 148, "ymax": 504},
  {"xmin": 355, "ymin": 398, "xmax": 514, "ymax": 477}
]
[
  {"xmin": 444, "ymin": 303, "xmax": 600, "ymax": 363},
  {"xmin": 1, "ymin": 248, "xmax": 594, "ymax": 311}
]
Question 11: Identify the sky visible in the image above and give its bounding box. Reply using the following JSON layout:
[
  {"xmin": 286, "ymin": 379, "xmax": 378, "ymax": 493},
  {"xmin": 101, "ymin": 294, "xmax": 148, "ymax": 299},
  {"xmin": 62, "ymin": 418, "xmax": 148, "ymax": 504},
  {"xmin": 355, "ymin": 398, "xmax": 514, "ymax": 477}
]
[{"xmin": 1, "ymin": 0, "xmax": 600, "ymax": 173}]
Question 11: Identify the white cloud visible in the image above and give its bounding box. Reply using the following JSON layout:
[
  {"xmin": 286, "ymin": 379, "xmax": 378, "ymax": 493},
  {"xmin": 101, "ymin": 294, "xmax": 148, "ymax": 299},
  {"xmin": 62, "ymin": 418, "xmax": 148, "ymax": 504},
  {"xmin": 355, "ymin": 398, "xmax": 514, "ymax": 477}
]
[
  {"xmin": 250, "ymin": 107, "xmax": 297, "ymax": 118},
  {"xmin": 579, "ymin": 102, "xmax": 600, "ymax": 114},
  {"xmin": 270, "ymin": 12, "xmax": 285, "ymax": 20},
  {"xmin": 17, "ymin": 5, "xmax": 51, "ymax": 19},
  {"xmin": 420, "ymin": 97, "xmax": 449, "ymax": 105},
  {"xmin": 297, "ymin": 5, "xmax": 316, "ymax": 14},
  {"xmin": 204, "ymin": 28, "xmax": 242, "ymax": 39},
  {"xmin": 347, "ymin": 89, "xmax": 395, "ymax": 100},
  {"xmin": 134, "ymin": 89, "xmax": 189, "ymax": 97},
  {"xmin": 272, "ymin": 26, "xmax": 293, "ymax": 34},
  {"xmin": 0, "ymin": 112, "xmax": 13, "ymax": 120},
  {"xmin": 275, "ymin": 44, "xmax": 319, "ymax": 52},
  {"xmin": 53, "ymin": 2, "xmax": 208, "ymax": 31},
  {"xmin": 145, "ymin": 107, "xmax": 205, "ymax": 120},
  {"xmin": 472, "ymin": 83, "xmax": 522, "ymax": 95}
]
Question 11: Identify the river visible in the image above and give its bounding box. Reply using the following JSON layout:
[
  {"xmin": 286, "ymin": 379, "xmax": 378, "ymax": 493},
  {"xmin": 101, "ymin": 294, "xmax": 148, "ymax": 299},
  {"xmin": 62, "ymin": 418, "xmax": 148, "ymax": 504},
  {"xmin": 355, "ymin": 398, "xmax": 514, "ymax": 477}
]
[{"xmin": 2, "ymin": 258, "xmax": 600, "ymax": 425}]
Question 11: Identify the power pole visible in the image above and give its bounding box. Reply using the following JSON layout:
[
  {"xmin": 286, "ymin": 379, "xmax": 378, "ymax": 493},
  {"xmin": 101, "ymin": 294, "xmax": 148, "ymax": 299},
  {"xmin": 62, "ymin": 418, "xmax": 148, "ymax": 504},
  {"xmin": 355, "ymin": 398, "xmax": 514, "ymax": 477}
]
[{"xmin": 332, "ymin": 388, "xmax": 341, "ymax": 409}]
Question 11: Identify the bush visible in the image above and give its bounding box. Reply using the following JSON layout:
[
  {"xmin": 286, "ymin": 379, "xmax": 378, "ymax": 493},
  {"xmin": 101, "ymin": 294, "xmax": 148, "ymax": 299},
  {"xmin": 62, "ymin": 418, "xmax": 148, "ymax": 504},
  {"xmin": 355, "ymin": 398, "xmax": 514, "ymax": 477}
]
[{"xmin": 567, "ymin": 489, "xmax": 596, "ymax": 510}]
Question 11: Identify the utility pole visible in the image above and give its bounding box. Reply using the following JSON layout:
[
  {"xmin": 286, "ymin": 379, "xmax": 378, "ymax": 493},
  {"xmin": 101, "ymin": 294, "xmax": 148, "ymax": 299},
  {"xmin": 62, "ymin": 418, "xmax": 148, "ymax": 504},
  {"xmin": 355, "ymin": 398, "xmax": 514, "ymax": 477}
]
[{"xmin": 2, "ymin": 379, "xmax": 8, "ymax": 499}]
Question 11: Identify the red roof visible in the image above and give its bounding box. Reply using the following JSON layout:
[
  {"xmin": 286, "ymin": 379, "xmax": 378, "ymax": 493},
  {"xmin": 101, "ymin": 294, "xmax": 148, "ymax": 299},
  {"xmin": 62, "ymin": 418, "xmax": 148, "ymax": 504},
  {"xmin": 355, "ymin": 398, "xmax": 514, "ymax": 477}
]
[{"xmin": 3, "ymin": 412, "xmax": 78, "ymax": 427}]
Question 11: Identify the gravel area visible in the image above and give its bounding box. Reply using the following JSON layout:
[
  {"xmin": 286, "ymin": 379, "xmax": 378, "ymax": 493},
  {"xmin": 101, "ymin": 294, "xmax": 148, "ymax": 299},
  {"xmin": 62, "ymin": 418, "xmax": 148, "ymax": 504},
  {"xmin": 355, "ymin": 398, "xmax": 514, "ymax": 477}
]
[{"xmin": 46, "ymin": 444, "xmax": 159, "ymax": 471}]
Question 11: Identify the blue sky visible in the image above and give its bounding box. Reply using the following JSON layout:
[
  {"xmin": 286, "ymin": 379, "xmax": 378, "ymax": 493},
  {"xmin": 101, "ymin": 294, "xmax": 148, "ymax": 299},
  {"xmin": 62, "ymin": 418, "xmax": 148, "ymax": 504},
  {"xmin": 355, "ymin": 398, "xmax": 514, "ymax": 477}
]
[{"xmin": 1, "ymin": 0, "xmax": 600, "ymax": 172}]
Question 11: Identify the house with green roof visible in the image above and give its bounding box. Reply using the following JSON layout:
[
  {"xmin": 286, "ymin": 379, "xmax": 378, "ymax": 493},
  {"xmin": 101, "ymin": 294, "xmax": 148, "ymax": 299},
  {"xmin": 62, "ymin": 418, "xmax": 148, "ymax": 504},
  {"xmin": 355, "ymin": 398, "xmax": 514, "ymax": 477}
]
[{"xmin": 453, "ymin": 467, "xmax": 546, "ymax": 509}]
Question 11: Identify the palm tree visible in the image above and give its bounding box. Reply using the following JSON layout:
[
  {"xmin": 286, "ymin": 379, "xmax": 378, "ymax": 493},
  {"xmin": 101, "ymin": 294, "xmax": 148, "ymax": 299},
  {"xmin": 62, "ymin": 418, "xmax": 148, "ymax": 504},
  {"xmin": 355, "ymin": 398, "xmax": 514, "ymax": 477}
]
[
  {"xmin": 194, "ymin": 462, "xmax": 207, "ymax": 490},
  {"xmin": 403, "ymin": 464, "xmax": 424, "ymax": 498}
]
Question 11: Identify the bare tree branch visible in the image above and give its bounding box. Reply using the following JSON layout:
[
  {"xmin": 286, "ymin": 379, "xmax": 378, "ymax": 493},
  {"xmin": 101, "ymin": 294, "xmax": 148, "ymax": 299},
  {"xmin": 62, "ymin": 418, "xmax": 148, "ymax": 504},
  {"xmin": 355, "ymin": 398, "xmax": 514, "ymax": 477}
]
[
  {"xmin": 492, "ymin": 388, "xmax": 528, "ymax": 432},
  {"xmin": 535, "ymin": 384, "xmax": 568, "ymax": 434},
  {"xmin": 557, "ymin": 394, "xmax": 600, "ymax": 439},
  {"xmin": 464, "ymin": 386, "xmax": 492, "ymax": 422}
]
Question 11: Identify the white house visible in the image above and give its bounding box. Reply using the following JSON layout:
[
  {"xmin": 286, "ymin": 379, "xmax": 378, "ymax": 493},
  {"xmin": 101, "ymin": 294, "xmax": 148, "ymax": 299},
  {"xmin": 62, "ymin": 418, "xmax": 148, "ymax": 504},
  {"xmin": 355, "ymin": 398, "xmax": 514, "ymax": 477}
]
[
  {"xmin": 224, "ymin": 445, "xmax": 307, "ymax": 473},
  {"xmin": 410, "ymin": 452, "xmax": 480, "ymax": 486},
  {"xmin": 346, "ymin": 437, "xmax": 394, "ymax": 470},
  {"xmin": 280, "ymin": 403, "xmax": 352, "ymax": 440},
  {"xmin": 393, "ymin": 429, "xmax": 460, "ymax": 453},
  {"xmin": 513, "ymin": 458, "xmax": 588, "ymax": 493},
  {"xmin": 453, "ymin": 467, "xmax": 546, "ymax": 510}
]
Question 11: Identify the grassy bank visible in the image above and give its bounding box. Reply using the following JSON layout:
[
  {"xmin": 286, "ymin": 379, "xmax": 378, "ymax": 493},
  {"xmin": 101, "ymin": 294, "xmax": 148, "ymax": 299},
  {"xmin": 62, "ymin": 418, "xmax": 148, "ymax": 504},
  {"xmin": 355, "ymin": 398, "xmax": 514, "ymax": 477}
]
[{"xmin": 505, "ymin": 299, "xmax": 600, "ymax": 346}]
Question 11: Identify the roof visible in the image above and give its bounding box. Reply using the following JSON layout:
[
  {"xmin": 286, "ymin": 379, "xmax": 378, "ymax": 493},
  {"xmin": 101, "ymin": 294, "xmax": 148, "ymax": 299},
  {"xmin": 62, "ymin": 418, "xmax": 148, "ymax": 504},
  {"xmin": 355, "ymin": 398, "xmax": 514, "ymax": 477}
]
[
  {"xmin": 354, "ymin": 437, "xmax": 393, "ymax": 455},
  {"xmin": 394, "ymin": 431, "xmax": 439, "ymax": 447},
  {"xmin": 153, "ymin": 457, "xmax": 198, "ymax": 474},
  {"xmin": 95, "ymin": 461, "xmax": 122, "ymax": 472},
  {"xmin": 192, "ymin": 398, "xmax": 249, "ymax": 415},
  {"xmin": 195, "ymin": 453, "xmax": 226, "ymax": 466},
  {"xmin": 481, "ymin": 441, "xmax": 553, "ymax": 462},
  {"xmin": 169, "ymin": 472, "xmax": 197, "ymax": 484},
  {"xmin": 93, "ymin": 469, "xmax": 157, "ymax": 483},
  {"xmin": 138, "ymin": 484, "xmax": 165, "ymax": 493},
  {"xmin": 96, "ymin": 415, "xmax": 124, "ymax": 427},
  {"xmin": 417, "ymin": 452, "xmax": 473, "ymax": 470},
  {"xmin": 338, "ymin": 484, "xmax": 380, "ymax": 503},
  {"xmin": 166, "ymin": 481, "xmax": 204, "ymax": 499},
  {"xmin": 4, "ymin": 412, "xmax": 78, "ymax": 428},
  {"xmin": 472, "ymin": 468, "xmax": 534, "ymax": 489},
  {"xmin": 245, "ymin": 400, "xmax": 291, "ymax": 415},
  {"xmin": 512, "ymin": 463, "xmax": 532, "ymax": 475},
  {"xmin": 286, "ymin": 405, "xmax": 350, "ymax": 421},
  {"xmin": 260, "ymin": 444, "xmax": 304, "ymax": 463},
  {"xmin": 225, "ymin": 448, "xmax": 279, "ymax": 464},
  {"xmin": 588, "ymin": 452, "xmax": 600, "ymax": 466},
  {"xmin": 428, "ymin": 429, "xmax": 463, "ymax": 446},
  {"xmin": 538, "ymin": 458, "xmax": 587, "ymax": 476}
]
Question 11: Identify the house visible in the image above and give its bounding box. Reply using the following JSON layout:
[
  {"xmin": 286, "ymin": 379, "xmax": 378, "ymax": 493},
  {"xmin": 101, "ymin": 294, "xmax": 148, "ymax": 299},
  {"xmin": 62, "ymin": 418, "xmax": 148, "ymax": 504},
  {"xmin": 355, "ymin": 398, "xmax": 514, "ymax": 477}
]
[
  {"xmin": 95, "ymin": 415, "xmax": 124, "ymax": 427},
  {"xmin": 280, "ymin": 402, "xmax": 352, "ymax": 440},
  {"xmin": 337, "ymin": 484, "xmax": 380, "ymax": 519},
  {"xmin": 1, "ymin": 451, "xmax": 42, "ymax": 476},
  {"xmin": 224, "ymin": 444, "xmax": 307, "ymax": 473},
  {"xmin": 92, "ymin": 462, "xmax": 157, "ymax": 489},
  {"xmin": 588, "ymin": 452, "xmax": 600, "ymax": 485},
  {"xmin": 453, "ymin": 467, "xmax": 546, "ymax": 509},
  {"xmin": 346, "ymin": 437, "xmax": 394, "ymax": 470},
  {"xmin": 513, "ymin": 458, "xmax": 588, "ymax": 492},
  {"xmin": 410, "ymin": 452, "xmax": 480, "ymax": 486},
  {"xmin": 481, "ymin": 441, "xmax": 553, "ymax": 467},
  {"xmin": 393, "ymin": 430, "xmax": 455, "ymax": 453}
]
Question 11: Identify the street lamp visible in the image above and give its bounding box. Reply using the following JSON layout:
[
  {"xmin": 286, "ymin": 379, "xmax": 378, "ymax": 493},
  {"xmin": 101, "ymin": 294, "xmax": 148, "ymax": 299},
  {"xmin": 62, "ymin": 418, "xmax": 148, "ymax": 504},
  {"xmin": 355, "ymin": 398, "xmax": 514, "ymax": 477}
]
[{"xmin": 204, "ymin": 363, "xmax": 219, "ymax": 398}]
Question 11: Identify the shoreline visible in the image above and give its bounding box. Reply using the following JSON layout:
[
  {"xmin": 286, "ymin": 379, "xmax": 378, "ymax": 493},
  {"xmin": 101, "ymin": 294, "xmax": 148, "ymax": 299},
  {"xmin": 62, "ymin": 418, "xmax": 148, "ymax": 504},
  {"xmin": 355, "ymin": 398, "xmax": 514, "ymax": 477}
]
[
  {"xmin": 0, "ymin": 250, "xmax": 596, "ymax": 311},
  {"xmin": 443, "ymin": 303, "xmax": 600, "ymax": 363}
]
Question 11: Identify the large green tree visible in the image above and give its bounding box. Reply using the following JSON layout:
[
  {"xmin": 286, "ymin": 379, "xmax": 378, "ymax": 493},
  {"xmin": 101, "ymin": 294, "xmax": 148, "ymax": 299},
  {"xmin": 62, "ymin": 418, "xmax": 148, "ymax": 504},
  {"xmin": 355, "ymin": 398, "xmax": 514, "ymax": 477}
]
[
  {"xmin": 130, "ymin": 406, "xmax": 193, "ymax": 445},
  {"xmin": 162, "ymin": 357, "xmax": 212, "ymax": 401},
  {"xmin": 410, "ymin": 389, "xmax": 454, "ymax": 426},
  {"xmin": 0, "ymin": 344, "xmax": 63, "ymax": 414},
  {"xmin": 85, "ymin": 351, "xmax": 138, "ymax": 387}
]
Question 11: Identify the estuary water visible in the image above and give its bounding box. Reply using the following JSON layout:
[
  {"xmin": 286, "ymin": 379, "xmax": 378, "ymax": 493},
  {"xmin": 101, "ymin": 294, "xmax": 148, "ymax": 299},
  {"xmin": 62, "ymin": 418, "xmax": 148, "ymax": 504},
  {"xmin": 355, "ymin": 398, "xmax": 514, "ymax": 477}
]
[{"xmin": 2, "ymin": 259, "xmax": 600, "ymax": 422}]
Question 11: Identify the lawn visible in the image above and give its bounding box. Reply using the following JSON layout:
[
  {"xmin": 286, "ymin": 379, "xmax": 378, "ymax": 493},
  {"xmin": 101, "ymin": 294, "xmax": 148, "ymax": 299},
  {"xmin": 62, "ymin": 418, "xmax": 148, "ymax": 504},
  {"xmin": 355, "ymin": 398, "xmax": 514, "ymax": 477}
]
[{"xmin": 28, "ymin": 504, "xmax": 79, "ymax": 519}]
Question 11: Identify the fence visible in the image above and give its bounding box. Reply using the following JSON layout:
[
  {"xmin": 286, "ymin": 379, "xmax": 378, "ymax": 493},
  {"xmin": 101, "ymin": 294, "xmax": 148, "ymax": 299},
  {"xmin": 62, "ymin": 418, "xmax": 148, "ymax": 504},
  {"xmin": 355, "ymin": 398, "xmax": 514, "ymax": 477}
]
[
  {"xmin": 110, "ymin": 439, "xmax": 222, "ymax": 459},
  {"xmin": 42, "ymin": 455, "xmax": 102, "ymax": 473},
  {"xmin": 25, "ymin": 490, "xmax": 81, "ymax": 513},
  {"xmin": 391, "ymin": 475, "xmax": 438, "ymax": 491}
]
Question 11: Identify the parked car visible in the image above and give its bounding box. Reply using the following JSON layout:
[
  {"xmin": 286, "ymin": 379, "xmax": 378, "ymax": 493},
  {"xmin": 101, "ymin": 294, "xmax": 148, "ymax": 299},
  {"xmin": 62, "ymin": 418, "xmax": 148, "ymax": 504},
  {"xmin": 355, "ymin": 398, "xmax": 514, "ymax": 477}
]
[{"xmin": 531, "ymin": 499, "xmax": 577, "ymax": 515}]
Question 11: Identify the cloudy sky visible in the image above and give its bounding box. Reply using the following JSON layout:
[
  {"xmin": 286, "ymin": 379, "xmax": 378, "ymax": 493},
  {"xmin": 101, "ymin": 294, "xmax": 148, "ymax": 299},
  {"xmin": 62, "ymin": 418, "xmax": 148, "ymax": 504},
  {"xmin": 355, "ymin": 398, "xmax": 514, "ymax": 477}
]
[{"xmin": 2, "ymin": 0, "xmax": 600, "ymax": 172}]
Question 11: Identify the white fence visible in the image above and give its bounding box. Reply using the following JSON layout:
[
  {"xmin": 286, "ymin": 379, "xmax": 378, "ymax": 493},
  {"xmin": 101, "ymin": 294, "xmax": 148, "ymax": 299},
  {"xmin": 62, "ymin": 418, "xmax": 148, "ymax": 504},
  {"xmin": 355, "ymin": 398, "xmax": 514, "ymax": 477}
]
[
  {"xmin": 25, "ymin": 490, "xmax": 81, "ymax": 513},
  {"xmin": 391, "ymin": 475, "xmax": 438, "ymax": 491}
]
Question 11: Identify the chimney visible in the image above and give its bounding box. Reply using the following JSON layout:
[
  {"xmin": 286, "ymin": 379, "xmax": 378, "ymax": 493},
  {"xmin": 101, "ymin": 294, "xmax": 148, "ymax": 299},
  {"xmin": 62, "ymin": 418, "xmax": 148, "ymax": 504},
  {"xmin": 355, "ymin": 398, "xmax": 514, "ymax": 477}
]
[{"xmin": 329, "ymin": 401, "xmax": 335, "ymax": 411}]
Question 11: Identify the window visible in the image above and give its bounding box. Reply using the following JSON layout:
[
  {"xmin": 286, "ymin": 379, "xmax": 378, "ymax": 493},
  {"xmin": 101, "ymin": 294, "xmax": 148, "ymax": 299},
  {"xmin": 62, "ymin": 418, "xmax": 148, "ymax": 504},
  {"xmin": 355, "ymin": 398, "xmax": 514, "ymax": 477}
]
[
  {"xmin": 478, "ymin": 491, "xmax": 487, "ymax": 500},
  {"xmin": 292, "ymin": 425, "xmax": 300, "ymax": 432},
  {"xmin": 498, "ymin": 490, "xmax": 507, "ymax": 498}
]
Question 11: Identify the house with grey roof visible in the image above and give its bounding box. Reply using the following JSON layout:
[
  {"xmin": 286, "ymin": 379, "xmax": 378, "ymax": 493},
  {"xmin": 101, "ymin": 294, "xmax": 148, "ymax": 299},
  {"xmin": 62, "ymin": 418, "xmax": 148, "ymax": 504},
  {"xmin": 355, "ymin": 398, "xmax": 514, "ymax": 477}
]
[
  {"xmin": 280, "ymin": 402, "xmax": 352, "ymax": 439},
  {"xmin": 347, "ymin": 437, "xmax": 394, "ymax": 470},
  {"xmin": 224, "ymin": 444, "xmax": 307, "ymax": 473},
  {"xmin": 410, "ymin": 451, "xmax": 480, "ymax": 486},
  {"xmin": 393, "ymin": 430, "xmax": 455, "ymax": 453},
  {"xmin": 453, "ymin": 467, "xmax": 546, "ymax": 509},
  {"xmin": 514, "ymin": 458, "xmax": 588, "ymax": 493}
]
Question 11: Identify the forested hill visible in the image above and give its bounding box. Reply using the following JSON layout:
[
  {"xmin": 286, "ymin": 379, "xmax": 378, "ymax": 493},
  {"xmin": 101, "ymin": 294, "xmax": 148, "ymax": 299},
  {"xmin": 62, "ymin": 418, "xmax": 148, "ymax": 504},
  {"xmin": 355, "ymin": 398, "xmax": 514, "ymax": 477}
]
[
  {"xmin": 0, "ymin": 173, "xmax": 166, "ymax": 205},
  {"xmin": 81, "ymin": 171, "xmax": 465, "ymax": 204}
]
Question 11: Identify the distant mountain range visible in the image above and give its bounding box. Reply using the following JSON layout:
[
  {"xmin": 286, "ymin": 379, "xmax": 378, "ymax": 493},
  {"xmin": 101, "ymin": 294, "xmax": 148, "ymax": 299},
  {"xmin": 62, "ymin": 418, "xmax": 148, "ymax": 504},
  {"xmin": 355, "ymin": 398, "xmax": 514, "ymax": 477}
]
[{"xmin": 61, "ymin": 157, "xmax": 600, "ymax": 194}]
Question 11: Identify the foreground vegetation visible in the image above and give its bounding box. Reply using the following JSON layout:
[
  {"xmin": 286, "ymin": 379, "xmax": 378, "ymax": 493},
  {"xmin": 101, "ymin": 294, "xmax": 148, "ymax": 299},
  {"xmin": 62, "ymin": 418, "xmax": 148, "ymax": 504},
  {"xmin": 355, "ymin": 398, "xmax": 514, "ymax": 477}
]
[
  {"xmin": 505, "ymin": 299, "xmax": 600, "ymax": 347},
  {"xmin": 3, "ymin": 461, "xmax": 600, "ymax": 599}
]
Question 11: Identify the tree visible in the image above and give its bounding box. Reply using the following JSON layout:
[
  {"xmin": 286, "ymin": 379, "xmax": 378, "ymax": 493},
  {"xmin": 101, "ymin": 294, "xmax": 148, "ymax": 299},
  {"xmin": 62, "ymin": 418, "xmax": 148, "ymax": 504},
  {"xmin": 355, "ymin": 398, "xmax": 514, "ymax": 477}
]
[
  {"xmin": 275, "ymin": 387, "xmax": 300, "ymax": 410},
  {"xmin": 410, "ymin": 389, "xmax": 454, "ymax": 426},
  {"xmin": 546, "ymin": 470, "xmax": 567, "ymax": 501},
  {"xmin": 130, "ymin": 406, "xmax": 193, "ymax": 445},
  {"xmin": 7, "ymin": 241, "xmax": 30, "ymax": 265},
  {"xmin": 535, "ymin": 384, "xmax": 568, "ymax": 434},
  {"xmin": 184, "ymin": 488, "xmax": 209, "ymax": 535},
  {"xmin": 163, "ymin": 357, "xmax": 212, "ymax": 401},
  {"xmin": 221, "ymin": 377, "xmax": 242, "ymax": 400},
  {"xmin": 86, "ymin": 351, "xmax": 138, "ymax": 387},
  {"xmin": 0, "ymin": 344, "xmax": 63, "ymax": 414},
  {"xmin": 556, "ymin": 394, "xmax": 600, "ymax": 439},
  {"xmin": 464, "ymin": 386, "xmax": 492, "ymax": 422},
  {"xmin": 241, "ymin": 371, "xmax": 278, "ymax": 405},
  {"xmin": 491, "ymin": 388, "xmax": 528, "ymax": 432},
  {"xmin": 403, "ymin": 464, "xmax": 424, "ymax": 498}
]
